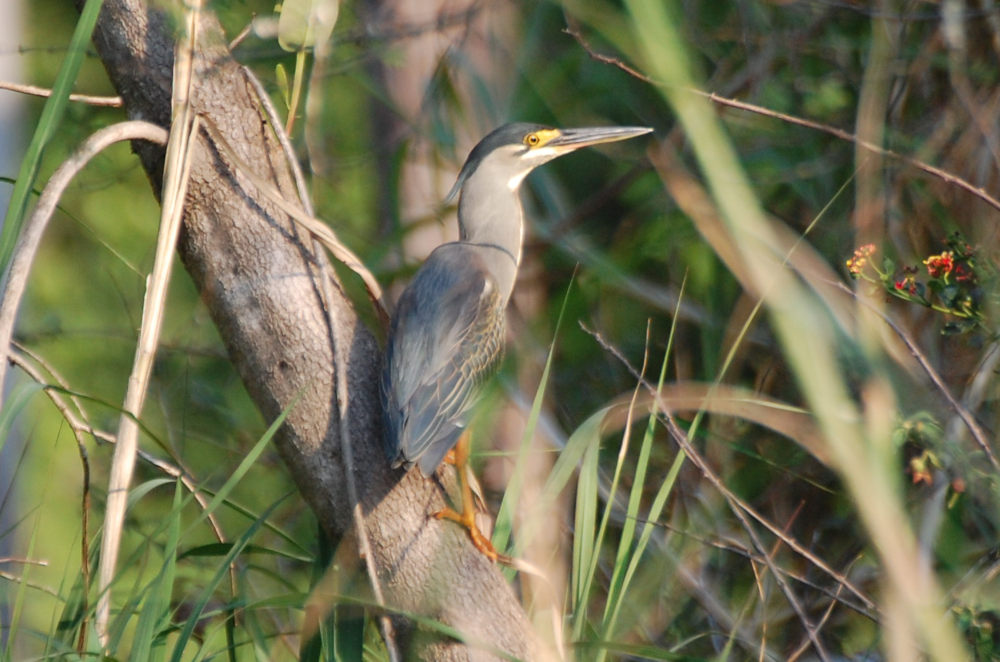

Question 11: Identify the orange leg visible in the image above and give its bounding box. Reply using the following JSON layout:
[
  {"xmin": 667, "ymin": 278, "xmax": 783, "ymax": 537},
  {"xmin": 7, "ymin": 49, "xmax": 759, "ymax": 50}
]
[{"xmin": 434, "ymin": 433, "xmax": 510, "ymax": 564}]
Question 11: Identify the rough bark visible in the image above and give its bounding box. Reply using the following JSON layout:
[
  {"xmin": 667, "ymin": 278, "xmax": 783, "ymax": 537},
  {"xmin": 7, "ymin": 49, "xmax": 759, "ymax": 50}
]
[{"xmin": 84, "ymin": 1, "xmax": 543, "ymax": 659}]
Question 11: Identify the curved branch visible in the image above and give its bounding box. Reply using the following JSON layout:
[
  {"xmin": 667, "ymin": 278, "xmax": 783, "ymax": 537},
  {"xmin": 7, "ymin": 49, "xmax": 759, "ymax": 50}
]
[{"xmin": 0, "ymin": 121, "xmax": 169, "ymax": 392}]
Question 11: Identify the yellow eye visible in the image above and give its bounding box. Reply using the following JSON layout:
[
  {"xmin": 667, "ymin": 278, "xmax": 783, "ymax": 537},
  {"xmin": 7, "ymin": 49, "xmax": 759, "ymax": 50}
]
[{"xmin": 525, "ymin": 133, "xmax": 540, "ymax": 147}]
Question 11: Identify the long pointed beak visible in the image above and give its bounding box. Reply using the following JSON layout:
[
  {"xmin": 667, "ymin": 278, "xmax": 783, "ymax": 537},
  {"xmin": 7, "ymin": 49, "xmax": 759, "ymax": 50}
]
[{"xmin": 547, "ymin": 126, "xmax": 654, "ymax": 150}]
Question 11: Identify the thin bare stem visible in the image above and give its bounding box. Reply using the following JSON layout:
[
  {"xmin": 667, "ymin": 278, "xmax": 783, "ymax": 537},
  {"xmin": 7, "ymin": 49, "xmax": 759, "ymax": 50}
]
[
  {"xmin": 583, "ymin": 325, "xmax": 877, "ymax": 616},
  {"xmin": 565, "ymin": 23, "xmax": 1000, "ymax": 214},
  {"xmin": 10, "ymin": 346, "xmax": 235, "ymax": 647},
  {"xmin": 0, "ymin": 79, "xmax": 122, "ymax": 107},
  {"xmin": 662, "ymin": 414, "xmax": 832, "ymax": 660},
  {"xmin": 243, "ymin": 67, "xmax": 314, "ymax": 226},
  {"xmin": 96, "ymin": 3, "xmax": 202, "ymax": 642},
  {"xmin": 8, "ymin": 344, "xmax": 229, "ymax": 539},
  {"xmin": 319, "ymin": 255, "xmax": 400, "ymax": 662},
  {"xmin": 834, "ymin": 281, "xmax": 999, "ymax": 469},
  {"xmin": 0, "ymin": 569, "xmax": 60, "ymax": 598},
  {"xmin": 652, "ymin": 521, "xmax": 874, "ymax": 620},
  {"xmin": 700, "ymin": 90, "xmax": 1000, "ymax": 213}
]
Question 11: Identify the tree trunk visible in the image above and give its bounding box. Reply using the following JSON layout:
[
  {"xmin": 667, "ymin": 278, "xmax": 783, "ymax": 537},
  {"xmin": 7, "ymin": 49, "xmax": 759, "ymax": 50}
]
[{"xmin": 84, "ymin": 1, "xmax": 543, "ymax": 658}]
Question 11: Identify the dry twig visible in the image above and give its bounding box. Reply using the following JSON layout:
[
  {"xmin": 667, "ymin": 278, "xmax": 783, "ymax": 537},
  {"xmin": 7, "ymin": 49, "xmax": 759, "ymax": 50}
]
[
  {"xmin": 834, "ymin": 282, "xmax": 999, "ymax": 469},
  {"xmin": 96, "ymin": 2, "xmax": 202, "ymax": 641},
  {"xmin": 0, "ymin": 79, "xmax": 122, "ymax": 107},
  {"xmin": 564, "ymin": 23, "xmax": 1000, "ymax": 213}
]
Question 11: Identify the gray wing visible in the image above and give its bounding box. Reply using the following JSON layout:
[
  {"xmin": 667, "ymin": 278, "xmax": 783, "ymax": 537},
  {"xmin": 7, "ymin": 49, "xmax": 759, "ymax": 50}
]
[{"xmin": 381, "ymin": 247, "xmax": 505, "ymax": 474}]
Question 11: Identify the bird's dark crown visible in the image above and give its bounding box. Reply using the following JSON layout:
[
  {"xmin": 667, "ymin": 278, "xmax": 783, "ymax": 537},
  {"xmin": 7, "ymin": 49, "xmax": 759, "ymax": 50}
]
[{"xmin": 446, "ymin": 123, "xmax": 555, "ymax": 202}]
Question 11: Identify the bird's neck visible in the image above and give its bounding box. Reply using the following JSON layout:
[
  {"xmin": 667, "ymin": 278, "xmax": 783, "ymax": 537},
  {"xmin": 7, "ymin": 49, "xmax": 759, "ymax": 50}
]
[{"xmin": 457, "ymin": 168, "xmax": 525, "ymax": 268}]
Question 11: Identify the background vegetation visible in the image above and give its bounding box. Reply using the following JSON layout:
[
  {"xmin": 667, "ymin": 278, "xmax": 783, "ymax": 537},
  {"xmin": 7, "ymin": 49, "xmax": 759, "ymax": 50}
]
[{"xmin": 2, "ymin": 0, "xmax": 1000, "ymax": 659}]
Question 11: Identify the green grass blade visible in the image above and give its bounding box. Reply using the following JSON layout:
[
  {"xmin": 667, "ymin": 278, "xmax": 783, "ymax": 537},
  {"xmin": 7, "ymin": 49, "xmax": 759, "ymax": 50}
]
[
  {"xmin": 492, "ymin": 274, "xmax": 576, "ymax": 554},
  {"xmin": 598, "ymin": 278, "xmax": 687, "ymax": 650},
  {"xmin": 577, "ymin": 639, "xmax": 705, "ymax": 661},
  {"xmin": 0, "ymin": 0, "xmax": 105, "ymax": 272},
  {"xmin": 96, "ymin": 399, "xmax": 297, "ymax": 660},
  {"xmin": 177, "ymin": 542, "xmax": 309, "ymax": 562},
  {"xmin": 2, "ymin": 415, "xmax": 48, "ymax": 661},
  {"xmin": 184, "ymin": 394, "xmax": 299, "ymax": 536},
  {"xmin": 517, "ymin": 405, "xmax": 611, "ymax": 553},
  {"xmin": 102, "ymin": 479, "xmax": 201, "ymax": 653},
  {"xmin": 129, "ymin": 480, "xmax": 182, "ymax": 662},
  {"xmin": 191, "ymin": 487, "xmax": 312, "ymax": 556},
  {"xmin": 127, "ymin": 478, "xmax": 178, "ymax": 508},
  {"xmin": 53, "ymin": 562, "xmax": 89, "ymax": 649},
  {"xmin": 168, "ymin": 495, "xmax": 289, "ymax": 662},
  {"xmin": 570, "ymin": 431, "xmax": 600, "ymax": 635},
  {"xmin": 572, "ymin": 388, "xmax": 648, "ymax": 641},
  {"xmin": 158, "ymin": 400, "xmax": 298, "ymax": 659}
]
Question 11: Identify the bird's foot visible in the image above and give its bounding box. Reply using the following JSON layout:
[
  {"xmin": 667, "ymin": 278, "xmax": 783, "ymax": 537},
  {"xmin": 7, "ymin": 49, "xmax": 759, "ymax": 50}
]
[{"xmin": 434, "ymin": 506, "xmax": 512, "ymax": 565}]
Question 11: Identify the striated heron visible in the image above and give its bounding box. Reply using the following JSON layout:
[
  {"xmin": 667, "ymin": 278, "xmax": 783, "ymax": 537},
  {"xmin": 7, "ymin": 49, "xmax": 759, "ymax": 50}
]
[{"xmin": 381, "ymin": 123, "xmax": 653, "ymax": 561}]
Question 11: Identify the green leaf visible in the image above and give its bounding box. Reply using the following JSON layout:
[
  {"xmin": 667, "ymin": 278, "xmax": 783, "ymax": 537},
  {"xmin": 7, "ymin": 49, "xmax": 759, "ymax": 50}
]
[
  {"xmin": 177, "ymin": 542, "xmax": 301, "ymax": 560},
  {"xmin": 942, "ymin": 320, "xmax": 976, "ymax": 335},
  {"xmin": 277, "ymin": 0, "xmax": 339, "ymax": 51},
  {"xmin": 940, "ymin": 283, "xmax": 960, "ymax": 308},
  {"xmin": 571, "ymin": 436, "xmax": 600, "ymax": 632},
  {"xmin": 275, "ymin": 63, "xmax": 291, "ymax": 109}
]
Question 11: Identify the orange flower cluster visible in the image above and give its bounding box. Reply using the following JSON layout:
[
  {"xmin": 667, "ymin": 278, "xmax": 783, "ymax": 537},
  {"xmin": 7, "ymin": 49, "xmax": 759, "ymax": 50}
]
[
  {"xmin": 923, "ymin": 251, "xmax": 954, "ymax": 279},
  {"xmin": 844, "ymin": 233, "xmax": 985, "ymax": 333},
  {"xmin": 845, "ymin": 243, "xmax": 876, "ymax": 275}
]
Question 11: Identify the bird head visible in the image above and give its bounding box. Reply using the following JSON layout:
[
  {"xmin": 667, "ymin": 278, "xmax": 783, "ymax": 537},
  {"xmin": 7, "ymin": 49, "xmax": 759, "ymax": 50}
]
[{"xmin": 445, "ymin": 123, "xmax": 653, "ymax": 203}]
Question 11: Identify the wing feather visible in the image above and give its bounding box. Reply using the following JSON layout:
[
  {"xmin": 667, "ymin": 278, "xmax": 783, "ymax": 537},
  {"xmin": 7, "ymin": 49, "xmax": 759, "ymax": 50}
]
[{"xmin": 381, "ymin": 246, "xmax": 506, "ymax": 473}]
